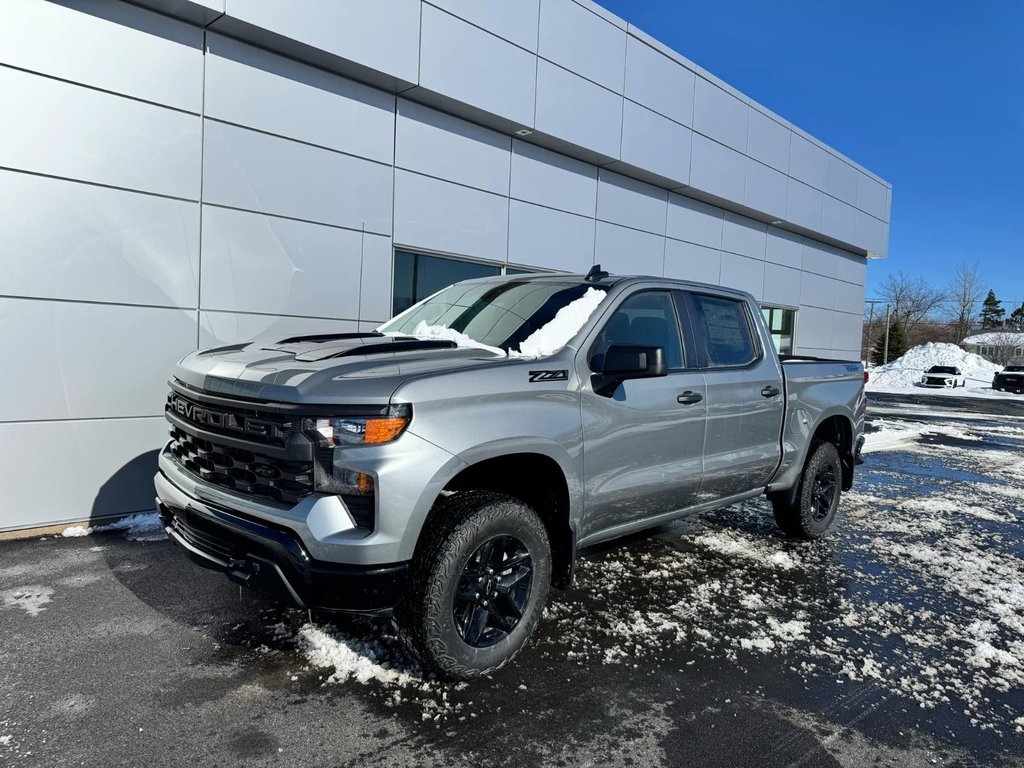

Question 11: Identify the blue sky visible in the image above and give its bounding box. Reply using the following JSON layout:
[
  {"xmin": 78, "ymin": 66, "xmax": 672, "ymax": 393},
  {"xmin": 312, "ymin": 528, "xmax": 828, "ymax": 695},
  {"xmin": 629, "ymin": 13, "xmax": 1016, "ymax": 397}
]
[{"xmin": 599, "ymin": 0, "xmax": 1024, "ymax": 312}]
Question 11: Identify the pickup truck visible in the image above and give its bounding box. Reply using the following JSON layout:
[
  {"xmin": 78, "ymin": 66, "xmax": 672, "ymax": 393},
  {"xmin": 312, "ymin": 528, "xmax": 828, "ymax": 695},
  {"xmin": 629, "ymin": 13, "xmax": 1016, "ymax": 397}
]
[{"xmin": 155, "ymin": 268, "xmax": 865, "ymax": 679}]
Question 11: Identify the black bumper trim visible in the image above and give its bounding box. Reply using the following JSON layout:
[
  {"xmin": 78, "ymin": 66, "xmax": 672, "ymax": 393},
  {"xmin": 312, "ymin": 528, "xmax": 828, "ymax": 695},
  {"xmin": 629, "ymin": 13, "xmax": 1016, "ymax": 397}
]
[{"xmin": 157, "ymin": 500, "xmax": 408, "ymax": 615}]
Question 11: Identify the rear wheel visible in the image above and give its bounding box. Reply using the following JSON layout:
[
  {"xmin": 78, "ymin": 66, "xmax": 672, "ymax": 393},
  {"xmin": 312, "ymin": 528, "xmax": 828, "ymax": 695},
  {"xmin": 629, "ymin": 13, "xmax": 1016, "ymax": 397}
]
[
  {"xmin": 772, "ymin": 442, "xmax": 843, "ymax": 539},
  {"xmin": 394, "ymin": 491, "xmax": 551, "ymax": 680}
]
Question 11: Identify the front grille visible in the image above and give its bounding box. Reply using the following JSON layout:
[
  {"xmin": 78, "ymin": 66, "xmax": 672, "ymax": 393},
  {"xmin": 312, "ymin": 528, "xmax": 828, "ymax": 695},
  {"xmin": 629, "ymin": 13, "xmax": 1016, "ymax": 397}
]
[
  {"xmin": 168, "ymin": 426, "xmax": 314, "ymax": 504},
  {"xmin": 166, "ymin": 390, "xmax": 316, "ymax": 505},
  {"xmin": 165, "ymin": 387, "xmax": 376, "ymax": 529}
]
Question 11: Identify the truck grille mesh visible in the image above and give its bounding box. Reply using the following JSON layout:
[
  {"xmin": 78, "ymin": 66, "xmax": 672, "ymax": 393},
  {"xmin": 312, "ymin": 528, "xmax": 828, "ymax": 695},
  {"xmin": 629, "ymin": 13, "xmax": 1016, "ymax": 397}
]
[{"xmin": 168, "ymin": 426, "xmax": 314, "ymax": 504}]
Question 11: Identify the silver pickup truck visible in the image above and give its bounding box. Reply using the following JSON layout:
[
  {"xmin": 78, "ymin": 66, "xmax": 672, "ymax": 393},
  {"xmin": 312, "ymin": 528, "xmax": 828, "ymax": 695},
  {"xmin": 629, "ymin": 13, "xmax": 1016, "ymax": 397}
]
[{"xmin": 155, "ymin": 269, "xmax": 865, "ymax": 679}]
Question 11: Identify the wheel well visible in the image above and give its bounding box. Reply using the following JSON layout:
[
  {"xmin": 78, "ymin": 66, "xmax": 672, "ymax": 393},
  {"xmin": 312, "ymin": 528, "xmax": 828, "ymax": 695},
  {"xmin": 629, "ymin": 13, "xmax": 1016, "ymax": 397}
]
[
  {"xmin": 812, "ymin": 415, "xmax": 854, "ymax": 490},
  {"xmin": 437, "ymin": 453, "xmax": 574, "ymax": 589}
]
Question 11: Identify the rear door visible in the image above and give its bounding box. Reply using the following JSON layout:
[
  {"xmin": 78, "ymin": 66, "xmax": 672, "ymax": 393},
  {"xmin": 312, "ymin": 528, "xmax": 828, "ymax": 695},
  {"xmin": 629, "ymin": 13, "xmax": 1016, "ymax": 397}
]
[
  {"xmin": 578, "ymin": 288, "xmax": 707, "ymax": 539},
  {"xmin": 680, "ymin": 291, "xmax": 785, "ymax": 500}
]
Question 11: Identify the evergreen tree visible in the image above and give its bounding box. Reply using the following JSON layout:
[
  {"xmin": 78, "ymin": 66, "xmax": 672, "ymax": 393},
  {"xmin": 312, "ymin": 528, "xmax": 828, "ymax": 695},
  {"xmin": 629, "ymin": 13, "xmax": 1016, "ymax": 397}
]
[
  {"xmin": 1009, "ymin": 303, "xmax": 1024, "ymax": 331},
  {"xmin": 870, "ymin": 317, "xmax": 908, "ymax": 366},
  {"xmin": 980, "ymin": 289, "xmax": 1005, "ymax": 329}
]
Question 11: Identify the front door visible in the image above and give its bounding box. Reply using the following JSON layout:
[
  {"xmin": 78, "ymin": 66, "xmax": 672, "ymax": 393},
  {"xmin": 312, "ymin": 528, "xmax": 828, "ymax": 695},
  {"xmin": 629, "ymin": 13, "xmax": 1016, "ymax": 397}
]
[{"xmin": 579, "ymin": 289, "xmax": 707, "ymax": 540}]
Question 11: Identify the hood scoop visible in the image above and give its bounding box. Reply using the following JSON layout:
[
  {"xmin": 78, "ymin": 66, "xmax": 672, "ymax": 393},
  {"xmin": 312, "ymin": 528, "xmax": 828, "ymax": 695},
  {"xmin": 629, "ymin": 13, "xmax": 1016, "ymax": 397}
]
[{"xmin": 290, "ymin": 337, "xmax": 458, "ymax": 362}]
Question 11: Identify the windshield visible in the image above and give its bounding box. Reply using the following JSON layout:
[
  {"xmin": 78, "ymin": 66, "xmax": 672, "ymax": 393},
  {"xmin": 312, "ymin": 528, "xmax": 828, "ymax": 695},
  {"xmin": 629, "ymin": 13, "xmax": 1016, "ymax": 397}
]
[
  {"xmin": 928, "ymin": 366, "xmax": 958, "ymax": 374},
  {"xmin": 1003, "ymin": 366, "xmax": 1024, "ymax": 372},
  {"xmin": 378, "ymin": 280, "xmax": 607, "ymax": 352}
]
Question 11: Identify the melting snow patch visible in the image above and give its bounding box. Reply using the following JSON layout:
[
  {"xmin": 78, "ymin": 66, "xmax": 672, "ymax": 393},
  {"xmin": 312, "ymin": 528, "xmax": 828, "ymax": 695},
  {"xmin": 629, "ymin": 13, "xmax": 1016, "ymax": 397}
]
[
  {"xmin": 2, "ymin": 585, "xmax": 53, "ymax": 616},
  {"xmin": 692, "ymin": 529, "xmax": 797, "ymax": 570},
  {"xmin": 296, "ymin": 623, "xmax": 422, "ymax": 688},
  {"xmin": 61, "ymin": 512, "xmax": 162, "ymax": 539}
]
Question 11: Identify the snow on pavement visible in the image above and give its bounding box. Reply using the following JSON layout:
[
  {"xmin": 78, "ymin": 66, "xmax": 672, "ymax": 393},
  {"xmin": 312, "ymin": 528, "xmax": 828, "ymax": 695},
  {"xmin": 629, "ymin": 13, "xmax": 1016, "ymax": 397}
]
[
  {"xmin": 274, "ymin": 399, "xmax": 1024, "ymax": 732},
  {"xmin": 1, "ymin": 585, "xmax": 53, "ymax": 616},
  {"xmin": 61, "ymin": 512, "xmax": 162, "ymax": 539},
  {"xmin": 37, "ymin": 396, "xmax": 1021, "ymax": 734}
]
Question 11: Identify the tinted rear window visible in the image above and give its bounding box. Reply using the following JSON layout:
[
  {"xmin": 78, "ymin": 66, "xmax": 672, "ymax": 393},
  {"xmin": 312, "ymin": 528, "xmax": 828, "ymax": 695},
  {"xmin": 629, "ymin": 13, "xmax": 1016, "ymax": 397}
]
[{"xmin": 690, "ymin": 294, "xmax": 758, "ymax": 367}]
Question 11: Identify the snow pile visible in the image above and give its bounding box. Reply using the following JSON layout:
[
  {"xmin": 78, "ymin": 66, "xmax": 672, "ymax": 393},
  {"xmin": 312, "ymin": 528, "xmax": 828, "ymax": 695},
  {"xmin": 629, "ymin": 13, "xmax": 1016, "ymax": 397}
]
[
  {"xmin": 406, "ymin": 322, "xmax": 506, "ymax": 356},
  {"xmin": 511, "ymin": 287, "xmax": 607, "ymax": 358},
  {"xmin": 867, "ymin": 342, "xmax": 1000, "ymax": 389},
  {"xmin": 61, "ymin": 512, "xmax": 162, "ymax": 538},
  {"xmin": 296, "ymin": 623, "xmax": 423, "ymax": 687}
]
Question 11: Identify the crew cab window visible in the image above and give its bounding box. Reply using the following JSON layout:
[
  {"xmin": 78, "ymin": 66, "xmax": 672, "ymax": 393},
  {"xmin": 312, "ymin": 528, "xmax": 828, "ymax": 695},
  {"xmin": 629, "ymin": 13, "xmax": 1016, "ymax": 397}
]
[
  {"xmin": 589, "ymin": 291, "xmax": 684, "ymax": 370},
  {"xmin": 690, "ymin": 294, "xmax": 759, "ymax": 368}
]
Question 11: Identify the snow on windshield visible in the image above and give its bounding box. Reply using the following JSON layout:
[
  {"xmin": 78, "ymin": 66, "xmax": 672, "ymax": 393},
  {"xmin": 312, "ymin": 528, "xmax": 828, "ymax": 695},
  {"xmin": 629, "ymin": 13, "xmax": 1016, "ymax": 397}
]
[
  {"xmin": 510, "ymin": 287, "xmax": 607, "ymax": 358},
  {"xmin": 403, "ymin": 321, "xmax": 507, "ymax": 356},
  {"xmin": 384, "ymin": 287, "xmax": 607, "ymax": 359}
]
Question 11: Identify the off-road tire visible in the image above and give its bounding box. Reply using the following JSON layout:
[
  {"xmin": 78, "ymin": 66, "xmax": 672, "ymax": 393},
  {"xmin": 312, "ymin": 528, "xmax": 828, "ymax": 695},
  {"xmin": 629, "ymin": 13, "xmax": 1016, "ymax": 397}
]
[
  {"xmin": 394, "ymin": 491, "xmax": 551, "ymax": 680},
  {"xmin": 772, "ymin": 441, "xmax": 843, "ymax": 539}
]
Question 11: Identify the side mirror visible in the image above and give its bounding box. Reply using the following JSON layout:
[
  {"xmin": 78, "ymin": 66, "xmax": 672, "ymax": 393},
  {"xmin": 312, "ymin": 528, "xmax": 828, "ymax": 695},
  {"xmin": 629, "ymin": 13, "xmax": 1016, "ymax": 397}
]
[{"xmin": 591, "ymin": 345, "xmax": 667, "ymax": 397}]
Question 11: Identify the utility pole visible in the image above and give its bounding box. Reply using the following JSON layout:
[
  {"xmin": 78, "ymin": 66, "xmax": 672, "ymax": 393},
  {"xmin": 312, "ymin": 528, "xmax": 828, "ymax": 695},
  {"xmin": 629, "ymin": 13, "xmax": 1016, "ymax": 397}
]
[
  {"xmin": 883, "ymin": 304, "xmax": 891, "ymax": 365},
  {"xmin": 865, "ymin": 301, "xmax": 876, "ymax": 363},
  {"xmin": 864, "ymin": 299, "xmax": 888, "ymax": 364}
]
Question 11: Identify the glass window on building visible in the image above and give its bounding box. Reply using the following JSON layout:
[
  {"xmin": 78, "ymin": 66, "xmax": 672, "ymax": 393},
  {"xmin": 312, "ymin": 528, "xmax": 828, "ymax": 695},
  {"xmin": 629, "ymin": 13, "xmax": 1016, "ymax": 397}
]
[
  {"xmin": 392, "ymin": 251, "xmax": 502, "ymax": 316},
  {"xmin": 761, "ymin": 306, "xmax": 796, "ymax": 355}
]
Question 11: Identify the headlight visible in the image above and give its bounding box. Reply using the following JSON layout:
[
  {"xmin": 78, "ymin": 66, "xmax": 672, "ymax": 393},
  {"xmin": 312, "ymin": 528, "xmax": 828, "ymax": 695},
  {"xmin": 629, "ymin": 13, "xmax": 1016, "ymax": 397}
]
[{"xmin": 314, "ymin": 404, "xmax": 411, "ymax": 446}]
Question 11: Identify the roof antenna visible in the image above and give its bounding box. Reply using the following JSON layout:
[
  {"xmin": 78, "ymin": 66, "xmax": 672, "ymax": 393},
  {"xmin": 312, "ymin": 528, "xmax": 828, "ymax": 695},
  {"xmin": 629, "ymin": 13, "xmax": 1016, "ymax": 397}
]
[{"xmin": 585, "ymin": 264, "xmax": 609, "ymax": 282}]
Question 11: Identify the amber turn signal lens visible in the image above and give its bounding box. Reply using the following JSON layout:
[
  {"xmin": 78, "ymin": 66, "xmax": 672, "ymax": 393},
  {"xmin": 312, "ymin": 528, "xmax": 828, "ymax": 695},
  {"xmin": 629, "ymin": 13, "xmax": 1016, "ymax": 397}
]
[{"xmin": 364, "ymin": 417, "xmax": 409, "ymax": 444}]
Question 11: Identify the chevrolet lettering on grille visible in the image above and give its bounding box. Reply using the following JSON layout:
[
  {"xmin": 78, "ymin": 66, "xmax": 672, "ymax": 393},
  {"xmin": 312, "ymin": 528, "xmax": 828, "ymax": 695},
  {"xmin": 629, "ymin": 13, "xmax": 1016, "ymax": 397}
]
[{"xmin": 170, "ymin": 395, "xmax": 225, "ymax": 428}]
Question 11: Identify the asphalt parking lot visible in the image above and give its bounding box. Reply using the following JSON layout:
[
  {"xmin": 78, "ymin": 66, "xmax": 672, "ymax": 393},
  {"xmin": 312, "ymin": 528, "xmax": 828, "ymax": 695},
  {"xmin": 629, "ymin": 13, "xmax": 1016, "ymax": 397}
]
[{"xmin": 2, "ymin": 392, "xmax": 1023, "ymax": 767}]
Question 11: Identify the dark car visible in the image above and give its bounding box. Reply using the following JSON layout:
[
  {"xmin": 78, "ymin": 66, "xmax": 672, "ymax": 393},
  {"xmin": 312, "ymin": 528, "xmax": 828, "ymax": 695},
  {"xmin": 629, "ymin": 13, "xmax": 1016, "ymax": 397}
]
[{"xmin": 992, "ymin": 365, "xmax": 1024, "ymax": 394}]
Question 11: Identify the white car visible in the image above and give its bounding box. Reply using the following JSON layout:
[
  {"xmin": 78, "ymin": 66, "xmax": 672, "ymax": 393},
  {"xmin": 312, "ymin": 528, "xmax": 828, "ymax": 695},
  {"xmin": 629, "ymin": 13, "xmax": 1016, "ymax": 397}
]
[{"xmin": 920, "ymin": 365, "xmax": 966, "ymax": 388}]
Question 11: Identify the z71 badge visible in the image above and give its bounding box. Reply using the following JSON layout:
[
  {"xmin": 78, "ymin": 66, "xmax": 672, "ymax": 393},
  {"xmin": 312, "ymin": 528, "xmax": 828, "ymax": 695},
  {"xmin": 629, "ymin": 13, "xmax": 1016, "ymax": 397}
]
[{"xmin": 528, "ymin": 370, "xmax": 568, "ymax": 383}]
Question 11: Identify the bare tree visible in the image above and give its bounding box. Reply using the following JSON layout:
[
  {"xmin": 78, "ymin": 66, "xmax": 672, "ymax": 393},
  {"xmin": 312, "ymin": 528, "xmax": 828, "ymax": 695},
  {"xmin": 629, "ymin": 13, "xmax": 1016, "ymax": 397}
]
[
  {"xmin": 877, "ymin": 271, "xmax": 947, "ymax": 337},
  {"xmin": 946, "ymin": 261, "xmax": 984, "ymax": 343}
]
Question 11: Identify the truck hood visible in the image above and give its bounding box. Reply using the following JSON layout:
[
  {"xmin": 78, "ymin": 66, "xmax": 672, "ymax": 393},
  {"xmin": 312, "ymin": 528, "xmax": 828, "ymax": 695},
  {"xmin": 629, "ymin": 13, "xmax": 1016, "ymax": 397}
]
[{"xmin": 172, "ymin": 332, "xmax": 511, "ymax": 405}]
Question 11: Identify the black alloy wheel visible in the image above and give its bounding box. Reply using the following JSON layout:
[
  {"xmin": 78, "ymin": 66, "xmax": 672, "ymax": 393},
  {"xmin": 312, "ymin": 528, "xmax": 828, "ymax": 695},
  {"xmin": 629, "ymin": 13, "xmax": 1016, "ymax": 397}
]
[
  {"xmin": 394, "ymin": 490, "xmax": 552, "ymax": 679},
  {"xmin": 771, "ymin": 441, "xmax": 843, "ymax": 539},
  {"xmin": 810, "ymin": 463, "xmax": 837, "ymax": 521},
  {"xmin": 453, "ymin": 535, "xmax": 533, "ymax": 648}
]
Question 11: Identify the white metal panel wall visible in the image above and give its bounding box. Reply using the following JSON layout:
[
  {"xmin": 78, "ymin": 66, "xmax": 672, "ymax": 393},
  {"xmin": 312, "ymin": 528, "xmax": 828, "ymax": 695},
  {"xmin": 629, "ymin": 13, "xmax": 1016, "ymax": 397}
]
[{"xmin": 0, "ymin": 0, "xmax": 882, "ymax": 531}]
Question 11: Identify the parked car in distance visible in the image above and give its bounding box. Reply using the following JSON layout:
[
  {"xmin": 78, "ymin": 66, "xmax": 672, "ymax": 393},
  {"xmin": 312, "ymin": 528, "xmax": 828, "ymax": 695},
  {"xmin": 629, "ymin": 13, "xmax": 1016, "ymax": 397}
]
[
  {"xmin": 920, "ymin": 365, "xmax": 965, "ymax": 388},
  {"xmin": 992, "ymin": 365, "xmax": 1024, "ymax": 394},
  {"xmin": 155, "ymin": 269, "xmax": 866, "ymax": 679}
]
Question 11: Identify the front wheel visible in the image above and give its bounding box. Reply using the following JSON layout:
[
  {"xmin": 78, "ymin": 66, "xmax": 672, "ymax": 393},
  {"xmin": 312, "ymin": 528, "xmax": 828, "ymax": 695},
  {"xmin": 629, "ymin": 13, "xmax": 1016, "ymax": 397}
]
[
  {"xmin": 394, "ymin": 491, "xmax": 551, "ymax": 680},
  {"xmin": 772, "ymin": 441, "xmax": 843, "ymax": 539}
]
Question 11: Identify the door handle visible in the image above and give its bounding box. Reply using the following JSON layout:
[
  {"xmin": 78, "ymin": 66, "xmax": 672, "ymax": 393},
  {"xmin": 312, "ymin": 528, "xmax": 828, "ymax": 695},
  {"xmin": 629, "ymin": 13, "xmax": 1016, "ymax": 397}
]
[
  {"xmin": 677, "ymin": 391, "xmax": 703, "ymax": 405},
  {"xmin": 761, "ymin": 385, "xmax": 781, "ymax": 398}
]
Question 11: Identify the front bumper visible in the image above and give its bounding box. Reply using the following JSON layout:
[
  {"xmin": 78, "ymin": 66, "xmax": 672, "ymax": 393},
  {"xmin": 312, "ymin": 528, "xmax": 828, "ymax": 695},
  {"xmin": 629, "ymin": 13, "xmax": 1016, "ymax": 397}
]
[{"xmin": 157, "ymin": 498, "xmax": 408, "ymax": 614}]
